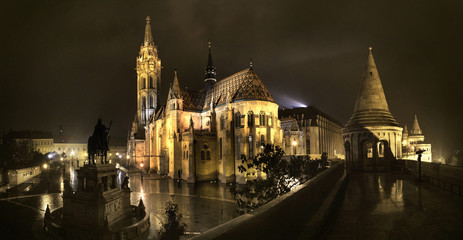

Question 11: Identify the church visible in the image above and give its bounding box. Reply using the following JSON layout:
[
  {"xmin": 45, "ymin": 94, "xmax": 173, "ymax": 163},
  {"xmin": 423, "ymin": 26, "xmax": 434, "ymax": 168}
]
[{"xmin": 127, "ymin": 17, "xmax": 283, "ymax": 184}]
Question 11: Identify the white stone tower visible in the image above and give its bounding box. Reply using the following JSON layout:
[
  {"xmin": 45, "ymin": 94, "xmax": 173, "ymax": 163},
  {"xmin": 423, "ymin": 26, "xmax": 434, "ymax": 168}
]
[
  {"xmin": 343, "ymin": 47, "xmax": 403, "ymax": 171},
  {"xmin": 136, "ymin": 16, "xmax": 161, "ymax": 126}
]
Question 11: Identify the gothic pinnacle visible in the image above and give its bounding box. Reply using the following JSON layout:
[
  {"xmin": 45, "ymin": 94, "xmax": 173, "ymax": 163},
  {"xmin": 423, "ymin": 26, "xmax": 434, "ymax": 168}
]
[{"xmin": 144, "ymin": 16, "xmax": 154, "ymax": 46}]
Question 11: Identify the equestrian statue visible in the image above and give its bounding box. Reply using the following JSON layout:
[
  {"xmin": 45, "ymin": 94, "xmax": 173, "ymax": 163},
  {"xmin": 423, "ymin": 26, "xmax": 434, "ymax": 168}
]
[{"xmin": 88, "ymin": 118, "xmax": 112, "ymax": 164}]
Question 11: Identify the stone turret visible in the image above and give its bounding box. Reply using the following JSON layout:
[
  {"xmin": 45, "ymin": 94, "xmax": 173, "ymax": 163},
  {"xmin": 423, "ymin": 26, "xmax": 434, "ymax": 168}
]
[
  {"xmin": 410, "ymin": 114, "xmax": 422, "ymax": 135},
  {"xmin": 342, "ymin": 47, "xmax": 403, "ymax": 171}
]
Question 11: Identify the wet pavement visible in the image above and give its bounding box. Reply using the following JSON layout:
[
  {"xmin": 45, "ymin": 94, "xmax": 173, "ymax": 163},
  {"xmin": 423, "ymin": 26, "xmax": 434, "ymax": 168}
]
[
  {"xmin": 325, "ymin": 172, "xmax": 463, "ymax": 240},
  {"xmin": 0, "ymin": 163, "xmax": 238, "ymax": 239}
]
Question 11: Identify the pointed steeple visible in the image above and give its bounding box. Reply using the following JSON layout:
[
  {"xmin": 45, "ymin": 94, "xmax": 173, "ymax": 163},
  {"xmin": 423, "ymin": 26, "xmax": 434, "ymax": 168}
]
[
  {"xmin": 205, "ymin": 42, "xmax": 217, "ymax": 91},
  {"xmin": 168, "ymin": 70, "xmax": 182, "ymax": 100},
  {"xmin": 144, "ymin": 16, "xmax": 154, "ymax": 46},
  {"xmin": 411, "ymin": 114, "xmax": 422, "ymax": 135},
  {"xmin": 345, "ymin": 47, "xmax": 399, "ymax": 128}
]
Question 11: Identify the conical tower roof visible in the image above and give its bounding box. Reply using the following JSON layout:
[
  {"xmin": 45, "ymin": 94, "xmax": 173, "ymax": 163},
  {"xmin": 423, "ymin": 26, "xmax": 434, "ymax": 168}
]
[
  {"xmin": 410, "ymin": 114, "xmax": 422, "ymax": 135},
  {"xmin": 144, "ymin": 16, "xmax": 154, "ymax": 46},
  {"xmin": 345, "ymin": 48, "xmax": 399, "ymax": 129}
]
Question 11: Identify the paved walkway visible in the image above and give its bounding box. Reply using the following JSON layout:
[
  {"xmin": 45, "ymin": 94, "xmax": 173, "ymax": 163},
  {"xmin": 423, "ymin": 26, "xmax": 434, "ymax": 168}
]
[{"xmin": 325, "ymin": 172, "xmax": 463, "ymax": 240}]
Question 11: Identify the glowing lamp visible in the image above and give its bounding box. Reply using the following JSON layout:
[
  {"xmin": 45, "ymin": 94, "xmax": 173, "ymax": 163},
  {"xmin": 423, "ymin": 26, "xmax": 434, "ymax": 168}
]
[
  {"xmin": 140, "ymin": 163, "xmax": 144, "ymax": 167},
  {"xmin": 43, "ymin": 163, "xmax": 48, "ymax": 169},
  {"xmin": 292, "ymin": 141, "xmax": 297, "ymax": 146}
]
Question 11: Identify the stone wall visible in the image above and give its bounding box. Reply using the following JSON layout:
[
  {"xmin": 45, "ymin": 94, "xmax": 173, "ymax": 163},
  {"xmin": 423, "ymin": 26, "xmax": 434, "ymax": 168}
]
[
  {"xmin": 192, "ymin": 161, "xmax": 347, "ymax": 240},
  {"xmin": 6, "ymin": 166, "xmax": 41, "ymax": 186},
  {"xmin": 397, "ymin": 159, "xmax": 463, "ymax": 195}
]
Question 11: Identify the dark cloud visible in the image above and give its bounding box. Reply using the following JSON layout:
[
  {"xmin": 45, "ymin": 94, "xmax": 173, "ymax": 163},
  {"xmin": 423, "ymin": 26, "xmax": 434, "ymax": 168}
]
[{"xmin": 1, "ymin": 0, "xmax": 462, "ymax": 158}]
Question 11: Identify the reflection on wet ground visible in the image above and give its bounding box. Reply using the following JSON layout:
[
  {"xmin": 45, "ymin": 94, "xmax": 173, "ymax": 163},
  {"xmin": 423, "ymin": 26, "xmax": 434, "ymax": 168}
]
[
  {"xmin": 0, "ymin": 163, "xmax": 238, "ymax": 239},
  {"xmin": 325, "ymin": 172, "xmax": 463, "ymax": 240}
]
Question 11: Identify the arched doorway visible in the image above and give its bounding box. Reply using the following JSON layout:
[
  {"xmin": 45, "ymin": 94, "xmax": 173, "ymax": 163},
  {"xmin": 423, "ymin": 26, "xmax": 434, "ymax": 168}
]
[{"xmin": 361, "ymin": 140, "xmax": 374, "ymax": 170}]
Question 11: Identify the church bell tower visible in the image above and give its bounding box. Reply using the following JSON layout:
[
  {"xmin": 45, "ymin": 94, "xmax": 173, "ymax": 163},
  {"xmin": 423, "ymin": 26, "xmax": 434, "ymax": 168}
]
[{"xmin": 136, "ymin": 16, "xmax": 161, "ymax": 126}]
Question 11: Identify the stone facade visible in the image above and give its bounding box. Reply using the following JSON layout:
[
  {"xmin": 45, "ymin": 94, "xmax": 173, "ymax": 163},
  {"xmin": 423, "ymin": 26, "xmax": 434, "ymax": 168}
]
[
  {"xmin": 343, "ymin": 48, "xmax": 403, "ymax": 171},
  {"xmin": 279, "ymin": 106, "xmax": 345, "ymax": 159}
]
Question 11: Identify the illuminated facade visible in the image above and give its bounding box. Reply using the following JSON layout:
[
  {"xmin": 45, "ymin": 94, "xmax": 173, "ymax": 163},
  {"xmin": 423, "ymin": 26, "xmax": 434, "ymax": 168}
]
[
  {"xmin": 342, "ymin": 48, "xmax": 403, "ymax": 171},
  {"xmin": 128, "ymin": 17, "xmax": 283, "ymax": 184},
  {"xmin": 279, "ymin": 107, "xmax": 344, "ymax": 159},
  {"xmin": 402, "ymin": 115, "xmax": 432, "ymax": 162}
]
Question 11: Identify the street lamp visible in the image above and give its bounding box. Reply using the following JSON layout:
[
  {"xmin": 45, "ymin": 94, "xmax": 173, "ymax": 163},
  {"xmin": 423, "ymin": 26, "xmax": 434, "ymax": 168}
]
[{"xmin": 43, "ymin": 163, "xmax": 48, "ymax": 169}]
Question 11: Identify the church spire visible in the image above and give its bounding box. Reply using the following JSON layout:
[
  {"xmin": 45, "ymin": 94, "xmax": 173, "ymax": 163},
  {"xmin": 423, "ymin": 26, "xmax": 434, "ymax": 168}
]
[
  {"xmin": 411, "ymin": 114, "xmax": 422, "ymax": 135},
  {"xmin": 144, "ymin": 16, "xmax": 154, "ymax": 46},
  {"xmin": 204, "ymin": 42, "xmax": 217, "ymax": 91}
]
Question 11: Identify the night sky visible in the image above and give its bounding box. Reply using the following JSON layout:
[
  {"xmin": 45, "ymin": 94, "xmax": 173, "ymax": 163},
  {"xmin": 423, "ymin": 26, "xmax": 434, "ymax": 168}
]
[{"xmin": 1, "ymin": 1, "xmax": 462, "ymax": 159}]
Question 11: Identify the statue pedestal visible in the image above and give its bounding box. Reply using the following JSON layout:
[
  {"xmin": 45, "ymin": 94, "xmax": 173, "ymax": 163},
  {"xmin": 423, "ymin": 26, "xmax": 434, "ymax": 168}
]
[{"xmin": 45, "ymin": 163, "xmax": 149, "ymax": 240}]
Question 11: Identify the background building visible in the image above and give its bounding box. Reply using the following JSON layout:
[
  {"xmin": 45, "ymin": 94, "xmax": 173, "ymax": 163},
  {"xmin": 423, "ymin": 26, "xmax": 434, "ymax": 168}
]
[
  {"xmin": 402, "ymin": 115, "xmax": 432, "ymax": 162},
  {"xmin": 279, "ymin": 106, "xmax": 344, "ymax": 159}
]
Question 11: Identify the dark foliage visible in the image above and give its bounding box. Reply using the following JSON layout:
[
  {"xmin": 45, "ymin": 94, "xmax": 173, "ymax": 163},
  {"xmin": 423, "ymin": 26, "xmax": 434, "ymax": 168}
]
[
  {"xmin": 0, "ymin": 139, "xmax": 45, "ymax": 169},
  {"xmin": 157, "ymin": 195, "xmax": 186, "ymax": 240},
  {"xmin": 230, "ymin": 145, "xmax": 327, "ymax": 213}
]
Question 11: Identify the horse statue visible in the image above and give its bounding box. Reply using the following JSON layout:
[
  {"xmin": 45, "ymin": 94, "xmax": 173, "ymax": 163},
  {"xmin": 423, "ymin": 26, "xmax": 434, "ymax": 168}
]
[{"xmin": 87, "ymin": 118, "xmax": 111, "ymax": 164}]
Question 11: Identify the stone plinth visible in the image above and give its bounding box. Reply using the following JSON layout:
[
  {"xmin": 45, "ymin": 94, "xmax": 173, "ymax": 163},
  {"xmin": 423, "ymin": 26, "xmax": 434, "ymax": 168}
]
[{"xmin": 45, "ymin": 163, "xmax": 149, "ymax": 240}]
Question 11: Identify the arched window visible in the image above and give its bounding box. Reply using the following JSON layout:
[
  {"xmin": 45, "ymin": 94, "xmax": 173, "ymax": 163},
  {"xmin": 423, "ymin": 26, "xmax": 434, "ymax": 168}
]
[
  {"xmin": 150, "ymin": 96, "xmax": 154, "ymax": 108},
  {"xmin": 249, "ymin": 135, "xmax": 253, "ymax": 158},
  {"xmin": 237, "ymin": 136, "xmax": 241, "ymax": 159},
  {"xmin": 377, "ymin": 142, "xmax": 385, "ymax": 157},
  {"xmin": 260, "ymin": 135, "xmax": 265, "ymax": 148},
  {"xmin": 201, "ymin": 150, "xmax": 205, "ymax": 160},
  {"xmin": 206, "ymin": 150, "xmax": 211, "ymax": 160},
  {"xmin": 366, "ymin": 142, "xmax": 373, "ymax": 158},
  {"xmin": 149, "ymin": 76, "xmax": 154, "ymax": 88},
  {"xmin": 142, "ymin": 77, "xmax": 146, "ymax": 89},
  {"xmin": 142, "ymin": 96, "xmax": 147, "ymax": 109},
  {"xmin": 235, "ymin": 112, "xmax": 241, "ymax": 128},
  {"xmin": 248, "ymin": 111, "xmax": 254, "ymax": 127},
  {"xmin": 259, "ymin": 112, "xmax": 266, "ymax": 126},
  {"xmin": 220, "ymin": 115, "xmax": 225, "ymax": 130}
]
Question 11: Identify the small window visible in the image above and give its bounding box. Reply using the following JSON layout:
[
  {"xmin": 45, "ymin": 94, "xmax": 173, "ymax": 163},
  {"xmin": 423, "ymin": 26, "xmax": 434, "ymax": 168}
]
[
  {"xmin": 248, "ymin": 112, "xmax": 254, "ymax": 127},
  {"xmin": 249, "ymin": 135, "xmax": 253, "ymax": 158},
  {"xmin": 206, "ymin": 150, "xmax": 211, "ymax": 160},
  {"xmin": 201, "ymin": 150, "xmax": 205, "ymax": 160},
  {"xmin": 219, "ymin": 138, "xmax": 222, "ymax": 159}
]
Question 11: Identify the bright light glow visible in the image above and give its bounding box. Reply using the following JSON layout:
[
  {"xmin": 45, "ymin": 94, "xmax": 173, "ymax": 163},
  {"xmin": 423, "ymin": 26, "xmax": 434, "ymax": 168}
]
[
  {"xmin": 60, "ymin": 157, "xmax": 63, "ymax": 161},
  {"xmin": 116, "ymin": 163, "xmax": 120, "ymax": 169},
  {"xmin": 84, "ymin": 153, "xmax": 88, "ymax": 156},
  {"xmin": 116, "ymin": 152, "xmax": 119, "ymax": 156},
  {"xmin": 140, "ymin": 163, "xmax": 144, "ymax": 167},
  {"xmin": 48, "ymin": 154, "xmax": 52, "ymax": 159},
  {"xmin": 71, "ymin": 151, "xmax": 75, "ymax": 156},
  {"xmin": 119, "ymin": 155, "xmax": 122, "ymax": 159},
  {"xmin": 402, "ymin": 140, "xmax": 407, "ymax": 145},
  {"xmin": 43, "ymin": 163, "xmax": 48, "ymax": 169},
  {"xmin": 126, "ymin": 155, "xmax": 130, "ymax": 159},
  {"xmin": 292, "ymin": 141, "xmax": 297, "ymax": 146}
]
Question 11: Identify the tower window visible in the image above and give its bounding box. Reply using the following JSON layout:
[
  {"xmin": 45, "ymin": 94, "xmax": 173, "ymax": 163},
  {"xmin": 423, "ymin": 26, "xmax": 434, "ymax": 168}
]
[
  {"xmin": 149, "ymin": 76, "xmax": 154, "ymax": 88},
  {"xmin": 150, "ymin": 96, "xmax": 154, "ymax": 108},
  {"xmin": 249, "ymin": 135, "xmax": 253, "ymax": 158},
  {"xmin": 142, "ymin": 77, "xmax": 146, "ymax": 89},
  {"xmin": 369, "ymin": 72, "xmax": 372, "ymax": 76}
]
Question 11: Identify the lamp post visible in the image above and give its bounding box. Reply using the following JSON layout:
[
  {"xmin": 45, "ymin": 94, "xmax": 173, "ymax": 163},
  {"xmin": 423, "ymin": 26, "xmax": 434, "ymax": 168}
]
[{"xmin": 416, "ymin": 149, "xmax": 425, "ymax": 182}]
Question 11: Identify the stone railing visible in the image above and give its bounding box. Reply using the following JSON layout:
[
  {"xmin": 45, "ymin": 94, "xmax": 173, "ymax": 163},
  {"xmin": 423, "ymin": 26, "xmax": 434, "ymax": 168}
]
[
  {"xmin": 396, "ymin": 159, "xmax": 463, "ymax": 195},
  {"xmin": 191, "ymin": 161, "xmax": 348, "ymax": 240}
]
